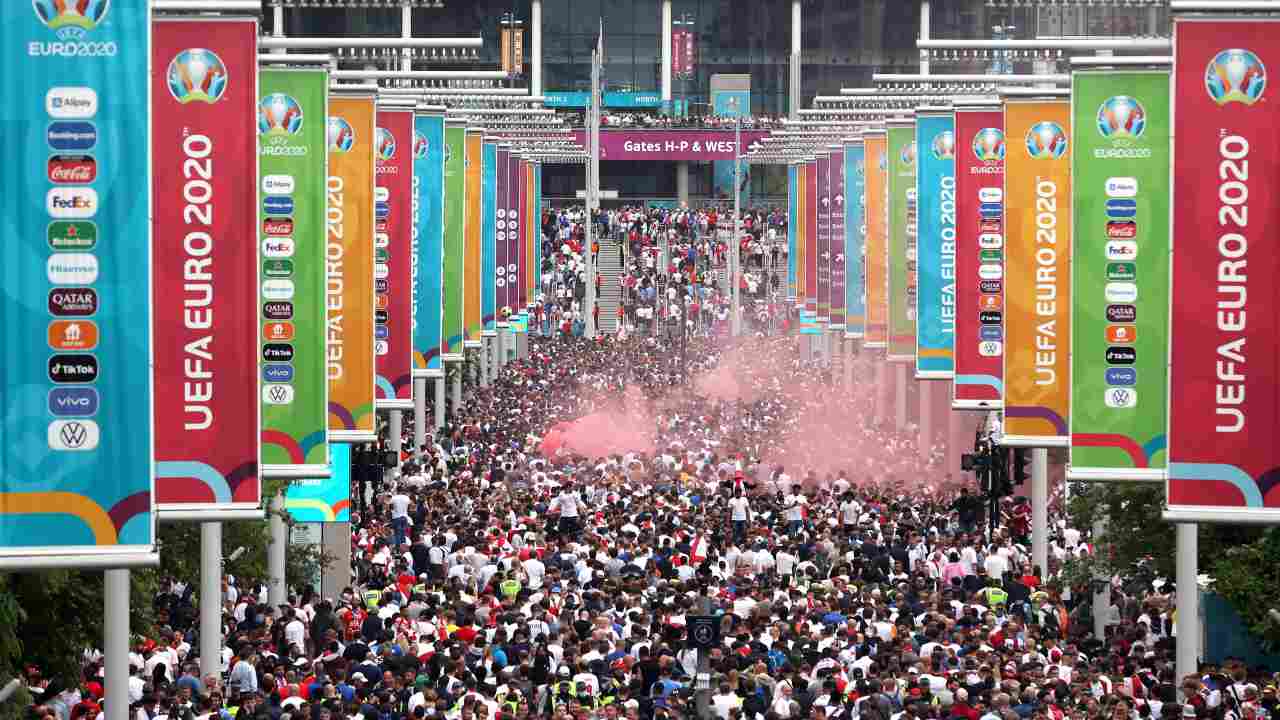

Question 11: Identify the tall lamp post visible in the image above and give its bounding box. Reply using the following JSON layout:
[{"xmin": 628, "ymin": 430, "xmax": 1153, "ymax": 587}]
[{"xmin": 728, "ymin": 96, "xmax": 742, "ymax": 337}]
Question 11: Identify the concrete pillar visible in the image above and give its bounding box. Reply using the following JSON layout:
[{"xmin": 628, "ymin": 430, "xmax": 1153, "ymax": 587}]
[
  {"xmin": 873, "ymin": 362, "xmax": 886, "ymax": 423},
  {"xmin": 199, "ymin": 522, "xmax": 222, "ymax": 681},
  {"xmin": 677, "ymin": 161, "xmax": 690, "ymax": 205},
  {"xmin": 1176, "ymin": 523, "xmax": 1200, "ymax": 682},
  {"xmin": 531, "ymin": 0, "xmax": 543, "ymax": 95},
  {"xmin": 894, "ymin": 363, "xmax": 908, "ymax": 431},
  {"xmin": 320, "ymin": 522, "xmax": 351, "ymax": 601},
  {"xmin": 1093, "ymin": 516, "xmax": 1111, "ymax": 640},
  {"xmin": 1031, "ymin": 448, "xmax": 1048, "ymax": 575},
  {"xmin": 434, "ymin": 377, "xmax": 446, "ymax": 429},
  {"xmin": 918, "ymin": 380, "xmax": 932, "ymax": 465},
  {"xmin": 414, "ymin": 377, "xmax": 427, "ymax": 457},
  {"xmin": 388, "ymin": 409, "xmax": 402, "ymax": 478},
  {"xmin": 451, "ymin": 366, "xmax": 462, "ymax": 413},
  {"xmin": 268, "ymin": 492, "xmax": 286, "ymax": 607},
  {"xmin": 104, "ymin": 569, "xmax": 130, "ymax": 720},
  {"xmin": 661, "ymin": 0, "xmax": 673, "ymax": 106}
]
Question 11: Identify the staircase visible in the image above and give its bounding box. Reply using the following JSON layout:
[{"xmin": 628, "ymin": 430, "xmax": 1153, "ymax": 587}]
[{"xmin": 595, "ymin": 236, "xmax": 623, "ymax": 334}]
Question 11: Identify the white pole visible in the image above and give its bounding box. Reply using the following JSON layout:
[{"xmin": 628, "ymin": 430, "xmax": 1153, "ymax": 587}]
[
  {"xmin": 413, "ymin": 377, "xmax": 427, "ymax": 458},
  {"xmin": 199, "ymin": 522, "xmax": 222, "ymax": 681},
  {"xmin": 1093, "ymin": 516, "xmax": 1110, "ymax": 640},
  {"xmin": 481, "ymin": 337, "xmax": 490, "ymax": 387},
  {"xmin": 790, "ymin": 0, "xmax": 801, "ymax": 119},
  {"xmin": 451, "ymin": 366, "xmax": 462, "ymax": 411},
  {"xmin": 845, "ymin": 339, "xmax": 854, "ymax": 389},
  {"xmin": 919, "ymin": 1, "xmax": 931, "ymax": 75},
  {"xmin": 401, "ymin": 2, "xmax": 411, "ymax": 76},
  {"xmin": 918, "ymin": 380, "xmax": 932, "ymax": 465},
  {"xmin": 268, "ymin": 492, "xmax": 286, "ymax": 607},
  {"xmin": 434, "ymin": 377, "xmax": 445, "ymax": 429},
  {"xmin": 894, "ymin": 363, "xmax": 907, "ymax": 430},
  {"xmin": 873, "ymin": 362, "xmax": 886, "ymax": 423},
  {"xmin": 104, "ymin": 569, "xmax": 130, "ymax": 720},
  {"xmin": 732, "ymin": 113, "xmax": 742, "ymax": 337},
  {"xmin": 661, "ymin": 0, "xmax": 673, "ymax": 106},
  {"xmin": 1031, "ymin": 447, "xmax": 1048, "ymax": 575},
  {"xmin": 388, "ymin": 409, "xmax": 403, "ymax": 477},
  {"xmin": 1176, "ymin": 523, "xmax": 1200, "ymax": 682},
  {"xmin": 531, "ymin": 0, "xmax": 543, "ymax": 96}
]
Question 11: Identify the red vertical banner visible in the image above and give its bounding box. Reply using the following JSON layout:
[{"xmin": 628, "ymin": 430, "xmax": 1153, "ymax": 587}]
[
  {"xmin": 1168, "ymin": 19, "xmax": 1280, "ymax": 521},
  {"xmin": 952, "ymin": 106, "xmax": 1005, "ymax": 410},
  {"xmin": 151, "ymin": 18, "xmax": 261, "ymax": 515},
  {"xmin": 375, "ymin": 107, "xmax": 414, "ymax": 408},
  {"xmin": 805, "ymin": 159, "xmax": 818, "ymax": 315}
]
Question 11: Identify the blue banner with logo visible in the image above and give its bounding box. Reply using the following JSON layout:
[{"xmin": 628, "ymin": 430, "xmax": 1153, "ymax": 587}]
[
  {"xmin": 845, "ymin": 143, "xmax": 866, "ymax": 338},
  {"xmin": 710, "ymin": 88, "xmax": 751, "ymax": 201},
  {"xmin": 544, "ymin": 90, "xmax": 662, "ymax": 109},
  {"xmin": 915, "ymin": 114, "xmax": 956, "ymax": 377},
  {"xmin": 787, "ymin": 164, "xmax": 797, "ymax": 302},
  {"xmin": 0, "ymin": 0, "xmax": 155, "ymax": 565},
  {"xmin": 283, "ymin": 441, "xmax": 350, "ymax": 522},
  {"xmin": 412, "ymin": 112, "xmax": 445, "ymax": 376},
  {"xmin": 482, "ymin": 141, "xmax": 496, "ymax": 332}
]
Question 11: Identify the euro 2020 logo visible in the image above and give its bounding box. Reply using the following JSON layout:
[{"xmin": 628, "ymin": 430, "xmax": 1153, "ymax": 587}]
[
  {"xmin": 33, "ymin": 0, "xmax": 109, "ymax": 40},
  {"xmin": 376, "ymin": 127, "xmax": 397, "ymax": 161},
  {"xmin": 972, "ymin": 127, "xmax": 1005, "ymax": 162},
  {"xmin": 1096, "ymin": 96, "xmax": 1146, "ymax": 140},
  {"xmin": 167, "ymin": 48, "xmax": 228, "ymax": 105},
  {"xmin": 259, "ymin": 93, "xmax": 303, "ymax": 136},
  {"xmin": 1025, "ymin": 121, "xmax": 1068, "ymax": 160},
  {"xmin": 328, "ymin": 116, "xmax": 355, "ymax": 153},
  {"xmin": 413, "ymin": 131, "xmax": 429, "ymax": 159},
  {"xmin": 899, "ymin": 141, "xmax": 916, "ymax": 167},
  {"xmin": 930, "ymin": 131, "xmax": 955, "ymax": 161},
  {"xmin": 1205, "ymin": 49, "xmax": 1266, "ymax": 106}
]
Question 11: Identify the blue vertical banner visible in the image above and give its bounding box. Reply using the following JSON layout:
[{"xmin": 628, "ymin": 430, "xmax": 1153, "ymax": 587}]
[
  {"xmin": 787, "ymin": 164, "xmax": 797, "ymax": 303},
  {"xmin": 284, "ymin": 441, "xmax": 350, "ymax": 522},
  {"xmin": 845, "ymin": 142, "xmax": 866, "ymax": 339},
  {"xmin": 915, "ymin": 112, "xmax": 956, "ymax": 378},
  {"xmin": 481, "ymin": 140, "xmax": 496, "ymax": 332},
  {"xmin": 710, "ymin": 88, "xmax": 751, "ymax": 201},
  {"xmin": 0, "ymin": 0, "xmax": 156, "ymax": 565},
  {"xmin": 412, "ymin": 110, "xmax": 445, "ymax": 377}
]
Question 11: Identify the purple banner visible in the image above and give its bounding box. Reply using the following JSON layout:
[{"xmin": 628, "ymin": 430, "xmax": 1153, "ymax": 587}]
[
  {"xmin": 506, "ymin": 153, "xmax": 521, "ymax": 318},
  {"xmin": 496, "ymin": 147, "xmax": 509, "ymax": 318},
  {"xmin": 830, "ymin": 148, "xmax": 846, "ymax": 329},
  {"xmin": 573, "ymin": 130, "xmax": 770, "ymax": 161},
  {"xmin": 817, "ymin": 153, "xmax": 831, "ymax": 322}
]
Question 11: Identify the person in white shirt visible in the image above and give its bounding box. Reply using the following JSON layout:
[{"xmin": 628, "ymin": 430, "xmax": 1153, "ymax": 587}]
[
  {"xmin": 728, "ymin": 492, "xmax": 751, "ymax": 545},
  {"xmin": 549, "ymin": 487, "xmax": 581, "ymax": 538},
  {"xmin": 389, "ymin": 491, "xmax": 412, "ymax": 548}
]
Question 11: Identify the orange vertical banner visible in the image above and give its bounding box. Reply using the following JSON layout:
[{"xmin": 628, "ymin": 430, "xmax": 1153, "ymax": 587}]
[
  {"xmin": 864, "ymin": 130, "xmax": 889, "ymax": 349},
  {"xmin": 326, "ymin": 94, "xmax": 377, "ymax": 442},
  {"xmin": 464, "ymin": 129, "xmax": 483, "ymax": 345},
  {"xmin": 1002, "ymin": 99, "xmax": 1071, "ymax": 446}
]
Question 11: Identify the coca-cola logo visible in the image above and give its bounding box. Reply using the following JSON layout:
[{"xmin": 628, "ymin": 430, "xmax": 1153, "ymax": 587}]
[
  {"xmin": 263, "ymin": 218, "xmax": 293, "ymax": 236},
  {"xmin": 48, "ymin": 155, "xmax": 97, "ymax": 184}
]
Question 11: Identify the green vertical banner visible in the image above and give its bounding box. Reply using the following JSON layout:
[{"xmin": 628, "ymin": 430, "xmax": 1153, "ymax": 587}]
[
  {"xmin": 442, "ymin": 122, "xmax": 465, "ymax": 360},
  {"xmin": 1069, "ymin": 70, "xmax": 1169, "ymax": 481},
  {"xmin": 258, "ymin": 69, "xmax": 329, "ymax": 474},
  {"xmin": 887, "ymin": 121, "xmax": 918, "ymax": 362}
]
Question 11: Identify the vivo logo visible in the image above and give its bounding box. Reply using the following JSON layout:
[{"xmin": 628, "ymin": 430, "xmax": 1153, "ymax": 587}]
[
  {"xmin": 1105, "ymin": 367, "xmax": 1137, "ymax": 386},
  {"xmin": 979, "ymin": 325, "xmax": 1003, "ymax": 341},
  {"xmin": 262, "ymin": 364, "xmax": 294, "ymax": 383},
  {"xmin": 48, "ymin": 387, "xmax": 99, "ymax": 417}
]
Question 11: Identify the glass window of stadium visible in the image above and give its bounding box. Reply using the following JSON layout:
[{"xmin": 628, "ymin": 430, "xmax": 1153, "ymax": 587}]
[{"xmin": 275, "ymin": 0, "xmax": 1168, "ymax": 205}]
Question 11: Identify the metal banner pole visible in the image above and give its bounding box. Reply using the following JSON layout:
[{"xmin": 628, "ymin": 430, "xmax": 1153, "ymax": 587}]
[
  {"xmin": 1093, "ymin": 516, "xmax": 1110, "ymax": 640},
  {"xmin": 894, "ymin": 363, "xmax": 907, "ymax": 431},
  {"xmin": 918, "ymin": 381, "xmax": 932, "ymax": 464},
  {"xmin": 435, "ymin": 377, "xmax": 446, "ymax": 429},
  {"xmin": 1031, "ymin": 448, "xmax": 1048, "ymax": 574},
  {"xmin": 388, "ymin": 410, "xmax": 403, "ymax": 477},
  {"xmin": 1176, "ymin": 523, "xmax": 1200, "ymax": 682},
  {"xmin": 414, "ymin": 377, "xmax": 428, "ymax": 457},
  {"xmin": 104, "ymin": 569, "xmax": 130, "ymax": 720},
  {"xmin": 268, "ymin": 492, "xmax": 287, "ymax": 607},
  {"xmin": 199, "ymin": 522, "xmax": 222, "ymax": 681}
]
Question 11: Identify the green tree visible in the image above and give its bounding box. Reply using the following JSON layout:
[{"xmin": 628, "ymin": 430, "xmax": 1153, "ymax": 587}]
[{"xmin": 1209, "ymin": 527, "xmax": 1280, "ymax": 651}]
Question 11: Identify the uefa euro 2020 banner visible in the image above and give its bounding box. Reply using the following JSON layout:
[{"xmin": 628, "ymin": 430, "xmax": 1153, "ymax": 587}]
[
  {"xmin": 1069, "ymin": 71, "xmax": 1169, "ymax": 482},
  {"xmin": 793, "ymin": 163, "xmax": 806, "ymax": 310},
  {"xmin": 952, "ymin": 106, "xmax": 1005, "ymax": 410},
  {"xmin": 442, "ymin": 122, "xmax": 465, "ymax": 359},
  {"xmin": 152, "ymin": 18, "xmax": 261, "ymax": 518},
  {"xmin": 815, "ymin": 152, "xmax": 831, "ymax": 323},
  {"xmin": 374, "ymin": 106, "xmax": 413, "ymax": 410},
  {"xmin": 914, "ymin": 113, "xmax": 955, "ymax": 379},
  {"xmin": 412, "ymin": 110, "xmax": 444, "ymax": 378},
  {"xmin": 863, "ymin": 131, "xmax": 888, "ymax": 349},
  {"xmin": 787, "ymin": 165, "xmax": 797, "ymax": 303},
  {"xmin": 482, "ymin": 140, "xmax": 497, "ymax": 333},
  {"xmin": 1002, "ymin": 99, "xmax": 1071, "ymax": 448},
  {"xmin": 887, "ymin": 121, "xmax": 917, "ymax": 362},
  {"xmin": 327, "ymin": 94, "xmax": 376, "ymax": 443},
  {"xmin": 844, "ymin": 142, "xmax": 866, "ymax": 338},
  {"xmin": 495, "ymin": 146, "xmax": 510, "ymax": 321},
  {"xmin": 1168, "ymin": 19, "xmax": 1280, "ymax": 522},
  {"xmin": 284, "ymin": 438, "xmax": 351, "ymax": 523},
  {"xmin": 464, "ymin": 129, "xmax": 483, "ymax": 345},
  {"xmin": 829, "ymin": 147, "xmax": 847, "ymax": 330},
  {"xmin": 804, "ymin": 159, "xmax": 817, "ymax": 316},
  {"xmin": 0, "ymin": 0, "xmax": 155, "ymax": 566},
  {"xmin": 257, "ymin": 69, "xmax": 329, "ymax": 477}
]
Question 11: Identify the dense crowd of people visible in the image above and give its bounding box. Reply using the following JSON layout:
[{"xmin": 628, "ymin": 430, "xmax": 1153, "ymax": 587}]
[{"xmin": 20, "ymin": 221, "xmax": 1279, "ymax": 720}]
